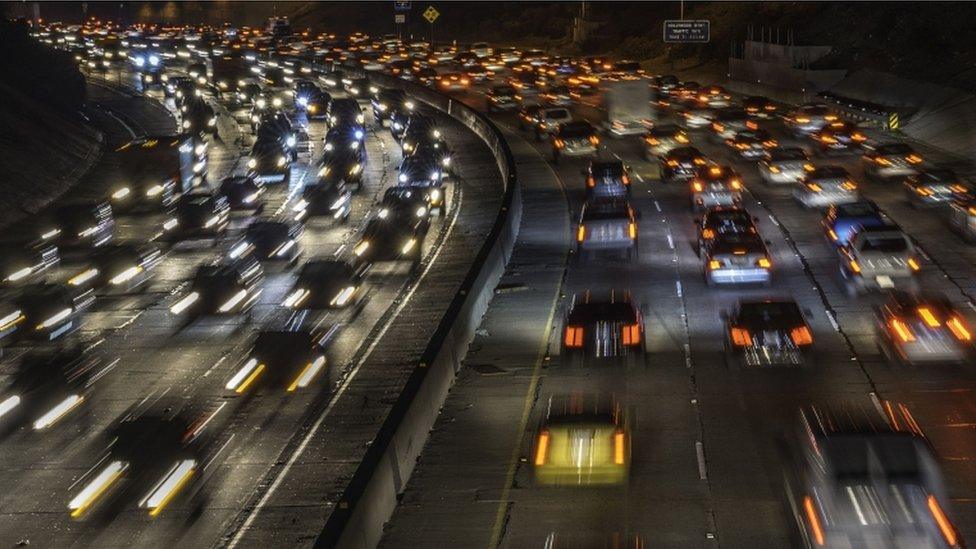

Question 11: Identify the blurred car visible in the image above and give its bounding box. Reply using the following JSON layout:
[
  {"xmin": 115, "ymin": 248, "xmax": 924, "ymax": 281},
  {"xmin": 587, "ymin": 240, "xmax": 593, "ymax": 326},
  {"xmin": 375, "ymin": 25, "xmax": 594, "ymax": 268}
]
[
  {"xmin": 550, "ymin": 120, "xmax": 600, "ymax": 163},
  {"xmin": 724, "ymin": 299, "xmax": 813, "ymax": 368},
  {"xmin": 303, "ymin": 88, "xmax": 332, "ymax": 119},
  {"xmin": 690, "ymin": 165, "xmax": 743, "ymax": 211},
  {"xmin": 436, "ymin": 72, "xmax": 471, "ymax": 92},
  {"xmin": 561, "ymin": 290, "xmax": 645, "ymax": 365},
  {"xmin": 533, "ymin": 395, "xmax": 630, "ymax": 485},
  {"xmin": 876, "ymin": 290, "xmax": 974, "ymax": 365},
  {"xmin": 180, "ymin": 98, "xmax": 218, "ymax": 137},
  {"xmin": 169, "ymin": 257, "xmax": 264, "ymax": 320},
  {"xmin": 642, "ymin": 124, "xmax": 690, "ymax": 159},
  {"xmin": 584, "ymin": 160, "xmax": 631, "ymax": 199},
  {"xmin": 709, "ymin": 108, "xmax": 751, "ymax": 140},
  {"xmin": 67, "ymin": 244, "xmax": 161, "ymax": 293},
  {"xmin": 790, "ymin": 404, "xmax": 961, "ymax": 549},
  {"xmin": 397, "ymin": 153, "xmax": 447, "ymax": 214},
  {"xmin": 742, "ymin": 95, "xmax": 776, "ymax": 118},
  {"xmin": 218, "ymin": 175, "xmax": 265, "ymax": 212},
  {"xmin": 371, "ymin": 87, "xmax": 407, "ymax": 125},
  {"xmin": 318, "ymin": 141, "xmax": 367, "ymax": 191},
  {"xmin": 783, "ymin": 103, "xmax": 838, "ymax": 135},
  {"xmin": 838, "ymin": 225, "xmax": 920, "ymax": 294},
  {"xmin": 0, "ymin": 241, "xmax": 59, "ymax": 288},
  {"xmin": 486, "ymin": 84, "xmax": 519, "ymax": 112},
  {"xmin": 576, "ymin": 198, "xmax": 639, "ymax": 262},
  {"xmin": 50, "ymin": 201, "xmax": 115, "ymax": 248},
  {"xmin": 230, "ymin": 220, "xmax": 302, "ymax": 265},
  {"xmin": 677, "ymin": 102, "xmax": 714, "ymax": 129},
  {"xmin": 724, "ymin": 128, "xmax": 777, "ymax": 159},
  {"xmin": 295, "ymin": 179, "xmax": 352, "ymax": 222},
  {"xmin": 282, "ymin": 260, "xmax": 366, "ymax": 310},
  {"xmin": 696, "ymin": 84, "xmax": 732, "ymax": 108},
  {"xmin": 759, "ymin": 147, "xmax": 810, "ymax": 185},
  {"xmin": 948, "ymin": 197, "xmax": 976, "ymax": 242},
  {"xmin": 660, "ymin": 146, "xmax": 707, "ymax": 183},
  {"xmin": 809, "ymin": 120, "xmax": 867, "ymax": 153},
  {"xmin": 703, "ymin": 233, "xmax": 772, "ymax": 286},
  {"xmin": 904, "ymin": 169, "xmax": 971, "ymax": 208},
  {"xmin": 328, "ymin": 97, "xmax": 365, "ymax": 127},
  {"xmin": 352, "ymin": 187, "xmax": 430, "ymax": 268},
  {"xmin": 823, "ymin": 201, "xmax": 891, "ymax": 246},
  {"xmin": 246, "ymin": 138, "xmax": 292, "ymax": 184},
  {"xmin": 164, "ymin": 192, "xmax": 230, "ymax": 240},
  {"xmin": 7, "ymin": 283, "xmax": 94, "ymax": 342},
  {"xmin": 540, "ymin": 85, "xmax": 573, "ymax": 107},
  {"xmin": 695, "ymin": 207, "xmax": 758, "ymax": 255},
  {"xmin": 534, "ymin": 107, "xmax": 572, "ymax": 140},
  {"xmin": 518, "ymin": 104, "xmax": 543, "ymax": 131},
  {"xmin": 863, "ymin": 142, "xmax": 925, "ymax": 180},
  {"xmin": 224, "ymin": 329, "xmax": 332, "ymax": 395},
  {"xmin": 794, "ymin": 166, "xmax": 860, "ymax": 209}
]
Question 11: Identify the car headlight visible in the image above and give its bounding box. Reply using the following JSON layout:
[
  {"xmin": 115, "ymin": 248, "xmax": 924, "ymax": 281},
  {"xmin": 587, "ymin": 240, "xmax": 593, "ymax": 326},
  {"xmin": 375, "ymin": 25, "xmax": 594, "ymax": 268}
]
[
  {"xmin": 298, "ymin": 96, "xmax": 308, "ymax": 107},
  {"xmin": 237, "ymin": 79, "xmax": 246, "ymax": 87},
  {"xmin": 272, "ymin": 97, "xmax": 283, "ymax": 107},
  {"xmin": 430, "ymin": 189, "xmax": 441, "ymax": 201},
  {"xmin": 286, "ymin": 135, "xmax": 297, "ymax": 148},
  {"xmin": 442, "ymin": 156, "xmax": 452, "ymax": 167},
  {"xmin": 204, "ymin": 215, "xmax": 221, "ymax": 229},
  {"xmin": 431, "ymin": 171, "xmax": 442, "ymax": 180},
  {"xmin": 208, "ymin": 117, "xmax": 217, "ymax": 127},
  {"xmin": 218, "ymin": 81, "xmax": 228, "ymax": 89},
  {"xmin": 318, "ymin": 166, "xmax": 331, "ymax": 177},
  {"xmin": 277, "ymin": 156, "xmax": 287, "ymax": 167},
  {"xmin": 248, "ymin": 158, "xmax": 257, "ymax": 169},
  {"xmin": 416, "ymin": 206, "xmax": 428, "ymax": 217},
  {"xmin": 256, "ymin": 98, "xmax": 266, "ymax": 108},
  {"xmin": 133, "ymin": 56, "xmax": 145, "ymax": 67},
  {"xmin": 349, "ymin": 164, "xmax": 362, "ymax": 175},
  {"xmin": 350, "ymin": 141, "xmax": 360, "ymax": 150},
  {"xmin": 405, "ymin": 101, "xmax": 415, "ymax": 110},
  {"xmin": 356, "ymin": 114, "xmax": 365, "ymax": 124},
  {"xmin": 195, "ymin": 143, "xmax": 207, "ymax": 156},
  {"xmin": 182, "ymin": 120, "xmax": 192, "ymax": 129},
  {"xmin": 112, "ymin": 187, "xmax": 130, "ymax": 200},
  {"xmin": 433, "ymin": 129, "xmax": 441, "ymax": 138},
  {"xmin": 161, "ymin": 74, "xmax": 169, "ymax": 82},
  {"xmin": 330, "ymin": 195, "xmax": 348, "ymax": 210},
  {"xmin": 399, "ymin": 173, "xmax": 408, "ymax": 183},
  {"xmin": 197, "ymin": 76, "xmax": 207, "ymax": 85},
  {"xmin": 377, "ymin": 103, "xmax": 388, "ymax": 112}
]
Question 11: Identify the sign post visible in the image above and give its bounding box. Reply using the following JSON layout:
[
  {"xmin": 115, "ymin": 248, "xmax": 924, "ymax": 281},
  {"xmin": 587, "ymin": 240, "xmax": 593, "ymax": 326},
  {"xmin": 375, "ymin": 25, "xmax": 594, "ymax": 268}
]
[
  {"xmin": 423, "ymin": 6, "xmax": 440, "ymax": 45},
  {"xmin": 663, "ymin": 19, "xmax": 710, "ymax": 43}
]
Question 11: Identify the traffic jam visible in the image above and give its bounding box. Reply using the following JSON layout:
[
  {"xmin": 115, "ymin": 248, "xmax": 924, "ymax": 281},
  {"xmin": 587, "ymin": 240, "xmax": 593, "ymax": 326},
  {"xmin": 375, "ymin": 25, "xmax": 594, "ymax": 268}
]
[
  {"xmin": 10, "ymin": 18, "xmax": 471, "ymax": 541},
  {"xmin": 16, "ymin": 12, "xmax": 976, "ymax": 549}
]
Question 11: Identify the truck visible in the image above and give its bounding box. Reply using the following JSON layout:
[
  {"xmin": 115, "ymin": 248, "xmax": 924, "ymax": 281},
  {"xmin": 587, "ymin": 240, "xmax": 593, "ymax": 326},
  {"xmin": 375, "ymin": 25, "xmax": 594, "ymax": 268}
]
[
  {"xmin": 604, "ymin": 79, "xmax": 653, "ymax": 137},
  {"xmin": 109, "ymin": 134, "xmax": 208, "ymax": 211}
]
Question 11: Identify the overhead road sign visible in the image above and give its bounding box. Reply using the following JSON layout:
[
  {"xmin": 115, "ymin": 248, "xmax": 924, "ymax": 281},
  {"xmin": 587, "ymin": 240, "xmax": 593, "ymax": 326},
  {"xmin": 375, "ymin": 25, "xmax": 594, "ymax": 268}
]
[{"xmin": 664, "ymin": 20, "xmax": 710, "ymax": 43}]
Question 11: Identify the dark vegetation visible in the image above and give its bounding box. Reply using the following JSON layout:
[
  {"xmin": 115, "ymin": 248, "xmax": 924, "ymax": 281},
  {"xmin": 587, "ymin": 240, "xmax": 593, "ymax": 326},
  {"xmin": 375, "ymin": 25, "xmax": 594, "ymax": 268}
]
[{"xmin": 0, "ymin": 18, "xmax": 87, "ymax": 114}]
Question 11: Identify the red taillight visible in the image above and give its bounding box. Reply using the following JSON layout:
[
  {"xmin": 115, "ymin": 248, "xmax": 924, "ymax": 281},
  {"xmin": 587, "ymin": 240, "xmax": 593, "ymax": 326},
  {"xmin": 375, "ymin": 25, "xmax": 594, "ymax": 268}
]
[
  {"xmin": 790, "ymin": 326, "xmax": 813, "ymax": 346},
  {"xmin": 534, "ymin": 429, "xmax": 551, "ymax": 465},
  {"xmin": 586, "ymin": 176, "xmax": 595, "ymax": 188},
  {"xmin": 621, "ymin": 323, "xmax": 640, "ymax": 346},
  {"xmin": 564, "ymin": 325, "xmax": 584, "ymax": 348},
  {"xmin": 730, "ymin": 327, "xmax": 751, "ymax": 347}
]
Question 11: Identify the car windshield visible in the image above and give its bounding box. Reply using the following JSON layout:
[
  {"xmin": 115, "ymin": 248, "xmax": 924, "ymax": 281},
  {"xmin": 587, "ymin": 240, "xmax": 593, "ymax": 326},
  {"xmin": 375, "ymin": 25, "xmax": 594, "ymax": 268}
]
[
  {"xmin": 492, "ymin": 86, "xmax": 516, "ymax": 95},
  {"xmin": 544, "ymin": 109, "xmax": 569, "ymax": 120},
  {"xmin": 836, "ymin": 203, "xmax": 878, "ymax": 217},
  {"xmin": 859, "ymin": 235, "xmax": 909, "ymax": 253},
  {"xmin": 769, "ymin": 149, "xmax": 806, "ymax": 161},
  {"xmin": 582, "ymin": 202, "xmax": 629, "ymax": 221},
  {"xmin": 737, "ymin": 301, "xmax": 803, "ymax": 326},
  {"xmin": 559, "ymin": 122, "xmax": 593, "ymax": 138}
]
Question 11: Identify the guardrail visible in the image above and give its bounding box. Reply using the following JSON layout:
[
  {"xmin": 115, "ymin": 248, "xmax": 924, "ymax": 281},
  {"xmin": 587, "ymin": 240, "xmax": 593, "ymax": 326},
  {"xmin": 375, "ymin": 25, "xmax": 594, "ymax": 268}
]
[
  {"xmin": 313, "ymin": 66, "xmax": 522, "ymax": 548},
  {"xmin": 817, "ymin": 91, "xmax": 911, "ymax": 132}
]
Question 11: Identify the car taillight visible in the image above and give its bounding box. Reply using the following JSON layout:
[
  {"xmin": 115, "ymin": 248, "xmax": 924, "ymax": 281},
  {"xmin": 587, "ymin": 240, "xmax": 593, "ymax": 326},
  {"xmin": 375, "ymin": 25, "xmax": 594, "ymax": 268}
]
[
  {"xmin": 807, "ymin": 183, "xmax": 823, "ymax": 192},
  {"xmin": 577, "ymin": 225, "xmax": 586, "ymax": 242},
  {"xmin": 564, "ymin": 325, "xmax": 584, "ymax": 347},
  {"xmin": 586, "ymin": 176, "xmax": 595, "ymax": 188},
  {"xmin": 554, "ymin": 139, "xmax": 565, "ymax": 148},
  {"xmin": 790, "ymin": 326, "xmax": 813, "ymax": 346},
  {"xmin": 628, "ymin": 222, "xmax": 637, "ymax": 239},
  {"xmin": 646, "ymin": 137, "xmax": 660, "ymax": 146},
  {"xmin": 890, "ymin": 318, "xmax": 916, "ymax": 342},
  {"xmin": 730, "ymin": 178, "xmax": 742, "ymax": 190},
  {"xmin": 917, "ymin": 307, "xmax": 940, "ymax": 328},
  {"xmin": 692, "ymin": 181, "xmax": 704, "ymax": 192},
  {"xmin": 613, "ymin": 430, "xmax": 626, "ymax": 465},
  {"xmin": 948, "ymin": 317, "xmax": 972, "ymax": 341},
  {"xmin": 534, "ymin": 429, "xmax": 551, "ymax": 466},
  {"xmin": 621, "ymin": 323, "xmax": 640, "ymax": 345},
  {"xmin": 927, "ymin": 495, "xmax": 959, "ymax": 547},
  {"xmin": 730, "ymin": 327, "xmax": 751, "ymax": 347},
  {"xmin": 908, "ymin": 257, "xmax": 920, "ymax": 271},
  {"xmin": 906, "ymin": 154, "xmax": 923, "ymax": 164},
  {"xmin": 803, "ymin": 496, "xmax": 826, "ymax": 546},
  {"xmin": 712, "ymin": 122, "xmax": 725, "ymax": 133},
  {"xmin": 589, "ymin": 135, "xmax": 600, "ymax": 146},
  {"xmin": 702, "ymin": 228, "xmax": 715, "ymax": 239},
  {"xmin": 622, "ymin": 174, "xmax": 630, "ymax": 185},
  {"xmin": 848, "ymin": 259, "xmax": 861, "ymax": 274},
  {"xmin": 708, "ymin": 259, "xmax": 722, "ymax": 270},
  {"xmin": 693, "ymin": 157, "xmax": 706, "ymax": 165},
  {"xmin": 757, "ymin": 257, "xmax": 772, "ymax": 269}
]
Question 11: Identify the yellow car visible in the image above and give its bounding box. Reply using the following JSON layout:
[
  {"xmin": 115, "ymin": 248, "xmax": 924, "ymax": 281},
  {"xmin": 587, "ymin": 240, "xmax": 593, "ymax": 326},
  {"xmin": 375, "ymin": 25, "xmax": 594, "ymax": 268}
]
[{"xmin": 533, "ymin": 396, "xmax": 630, "ymax": 486}]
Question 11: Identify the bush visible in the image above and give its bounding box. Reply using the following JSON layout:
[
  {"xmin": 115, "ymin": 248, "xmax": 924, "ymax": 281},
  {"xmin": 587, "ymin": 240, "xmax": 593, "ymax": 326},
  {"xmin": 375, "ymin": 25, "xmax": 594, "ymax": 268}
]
[{"xmin": 0, "ymin": 19, "xmax": 86, "ymax": 114}]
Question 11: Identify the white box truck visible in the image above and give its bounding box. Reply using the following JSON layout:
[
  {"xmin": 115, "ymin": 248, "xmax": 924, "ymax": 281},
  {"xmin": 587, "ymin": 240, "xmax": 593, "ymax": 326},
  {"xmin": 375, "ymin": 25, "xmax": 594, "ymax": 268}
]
[{"xmin": 604, "ymin": 79, "xmax": 653, "ymax": 137}]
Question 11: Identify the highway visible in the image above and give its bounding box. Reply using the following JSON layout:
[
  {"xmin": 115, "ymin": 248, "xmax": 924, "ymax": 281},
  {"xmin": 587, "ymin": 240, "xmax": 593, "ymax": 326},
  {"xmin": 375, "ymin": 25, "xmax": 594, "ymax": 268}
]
[
  {"xmin": 0, "ymin": 57, "xmax": 503, "ymax": 548},
  {"xmin": 381, "ymin": 83, "xmax": 976, "ymax": 548}
]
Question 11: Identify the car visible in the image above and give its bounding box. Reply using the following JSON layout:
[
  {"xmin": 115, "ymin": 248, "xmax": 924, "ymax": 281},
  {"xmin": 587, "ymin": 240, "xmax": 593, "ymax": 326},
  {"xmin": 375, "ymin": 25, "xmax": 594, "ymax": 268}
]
[
  {"xmin": 186, "ymin": 62, "xmax": 207, "ymax": 85},
  {"xmin": 303, "ymin": 88, "xmax": 332, "ymax": 119},
  {"xmin": 875, "ymin": 291, "xmax": 974, "ymax": 365},
  {"xmin": 642, "ymin": 124, "xmax": 690, "ymax": 159},
  {"xmin": 400, "ymin": 115, "xmax": 441, "ymax": 153},
  {"xmin": 224, "ymin": 329, "xmax": 333, "ymax": 395},
  {"xmin": 550, "ymin": 120, "xmax": 599, "ymax": 163},
  {"xmin": 561, "ymin": 290, "xmax": 645, "ymax": 365},
  {"xmin": 790, "ymin": 404, "xmax": 960, "ymax": 549},
  {"xmin": 164, "ymin": 192, "xmax": 230, "ymax": 240},
  {"xmin": 823, "ymin": 201, "xmax": 892, "ymax": 246},
  {"xmin": 235, "ymin": 79, "xmax": 264, "ymax": 105},
  {"xmin": 534, "ymin": 107, "xmax": 572, "ymax": 140},
  {"xmin": 67, "ymin": 401, "xmax": 220, "ymax": 518},
  {"xmin": 246, "ymin": 138, "xmax": 292, "ymax": 184},
  {"xmin": 695, "ymin": 207, "xmax": 758, "ymax": 255},
  {"xmin": 169, "ymin": 257, "xmax": 264, "ymax": 320},
  {"xmin": 6, "ymin": 283, "xmax": 94, "ymax": 342},
  {"xmin": 0, "ymin": 347, "xmax": 105, "ymax": 434},
  {"xmin": 723, "ymin": 299, "xmax": 813, "ymax": 368},
  {"xmin": 397, "ymin": 153, "xmax": 447, "ymax": 213},
  {"xmin": 793, "ymin": 165, "xmax": 860, "ymax": 209},
  {"xmin": 532, "ymin": 395, "xmax": 630, "ymax": 486},
  {"xmin": 327, "ymin": 97, "xmax": 365, "ymax": 127},
  {"xmin": 436, "ymin": 72, "xmax": 471, "ymax": 92},
  {"xmin": 343, "ymin": 76, "xmax": 370, "ymax": 97},
  {"xmin": 249, "ymin": 92, "xmax": 286, "ymax": 128},
  {"xmin": 660, "ymin": 146, "xmax": 707, "ymax": 183},
  {"xmin": 904, "ymin": 169, "xmax": 971, "ymax": 208},
  {"xmin": 809, "ymin": 120, "xmax": 867, "ymax": 153},
  {"xmin": 783, "ymin": 103, "xmax": 838, "ymax": 135},
  {"xmin": 947, "ymin": 197, "xmax": 976, "ymax": 242},
  {"xmin": 352, "ymin": 187, "xmax": 431, "ymax": 268},
  {"xmin": 677, "ymin": 102, "xmax": 715, "ymax": 129},
  {"xmin": 230, "ymin": 220, "xmax": 302, "ymax": 264},
  {"xmin": 66, "ymin": 244, "xmax": 162, "ymax": 293},
  {"xmin": 293, "ymin": 79, "xmax": 319, "ymax": 108},
  {"xmin": 318, "ymin": 138, "xmax": 367, "ymax": 191},
  {"xmin": 690, "ymin": 165, "xmax": 743, "ymax": 211},
  {"xmin": 759, "ymin": 147, "xmax": 810, "ymax": 185},
  {"xmin": 282, "ymin": 260, "xmax": 366, "ymax": 310},
  {"xmin": 50, "ymin": 201, "xmax": 115, "ymax": 248},
  {"xmin": 517, "ymin": 104, "xmax": 543, "ymax": 131},
  {"xmin": 486, "ymin": 85, "xmax": 519, "ymax": 112},
  {"xmin": 254, "ymin": 111, "xmax": 298, "ymax": 154},
  {"xmin": 703, "ymin": 233, "xmax": 772, "ymax": 286},
  {"xmin": 372, "ymin": 87, "xmax": 407, "ymax": 125},
  {"xmin": 696, "ymin": 84, "xmax": 732, "ymax": 108},
  {"xmin": 408, "ymin": 139, "xmax": 453, "ymax": 172},
  {"xmin": 180, "ymin": 97, "xmax": 218, "ymax": 137},
  {"xmin": 583, "ymin": 160, "xmax": 631, "ymax": 199},
  {"xmin": 165, "ymin": 75, "xmax": 197, "ymax": 100},
  {"xmin": 838, "ymin": 225, "xmax": 920, "ymax": 294},
  {"xmin": 742, "ymin": 95, "xmax": 776, "ymax": 118},
  {"xmin": 724, "ymin": 128, "xmax": 777, "ymax": 159},
  {"xmin": 218, "ymin": 175, "xmax": 266, "ymax": 212},
  {"xmin": 575, "ymin": 198, "xmax": 639, "ymax": 261},
  {"xmin": 0, "ymin": 241, "xmax": 59, "ymax": 288},
  {"xmin": 295, "ymin": 179, "xmax": 352, "ymax": 222},
  {"xmin": 709, "ymin": 108, "xmax": 751, "ymax": 140}
]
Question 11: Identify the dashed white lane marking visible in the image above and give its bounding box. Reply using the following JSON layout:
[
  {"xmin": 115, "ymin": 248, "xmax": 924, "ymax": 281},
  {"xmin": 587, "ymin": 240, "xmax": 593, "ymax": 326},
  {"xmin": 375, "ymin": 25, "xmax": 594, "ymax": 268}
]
[
  {"xmin": 825, "ymin": 310, "xmax": 840, "ymax": 332},
  {"xmin": 666, "ymin": 233, "xmax": 675, "ymax": 250},
  {"xmin": 696, "ymin": 441, "xmax": 708, "ymax": 480},
  {"xmin": 675, "ymin": 280, "xmax": 683, "ymax": 298},
  {"xmin": 654, "ymin": 200, "xmax": 662, "ymax": 212},
  {"xmin": 202, "ymin": 355, "xmax": 228, "ymax": 378}
]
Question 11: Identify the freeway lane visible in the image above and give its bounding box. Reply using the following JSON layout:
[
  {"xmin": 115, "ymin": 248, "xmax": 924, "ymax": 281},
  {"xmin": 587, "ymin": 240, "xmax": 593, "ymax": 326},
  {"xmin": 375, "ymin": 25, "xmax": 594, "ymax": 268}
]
[
  {"xmin": 0, "ymin": 60, "xmax": 503, "ymax": 548},
  {"xmin": 382, "ymin": 85, "xmax": 976, "ymax": 547}
]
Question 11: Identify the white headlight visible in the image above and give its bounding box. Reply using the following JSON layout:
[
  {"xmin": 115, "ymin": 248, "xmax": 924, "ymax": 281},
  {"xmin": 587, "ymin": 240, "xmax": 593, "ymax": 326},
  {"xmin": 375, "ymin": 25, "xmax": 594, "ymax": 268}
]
[
  {"xmin": 416, "ymin": 206, "xmax": 428, "ymax": 217},
  {"xmin": 277, "ymin": 156, "xmax": 287, "ymax": 167},
  {"xmin": 330, "ymin": 195, "xmax": 348, "ymax": 210},
  {"xmin": 274, "ymin": 239, "xmax": 296, "ymax": 257},
  {"xmin": 330, "ymin": 286, "xmax": 356, "ymax": 307},
  {"xmin": 355, "ymin": 129, "xmax": 364, "ymax": 140},
  {"xmin": 247, "ymin": 157, "xmax": 257, "ymax": 169},
  {"xmin": 149, "ymin": 55, "xmax": 159, "ymax": 66},
  {"xmin": 431, "ymin": 189, "xmax": 441, "ymax": 200},
  {"xmin": 286, "ymin": 135, "xmax": 297, "ymax": 148},
  {"xmin": 36, "ymin": 308, "xmax": 72, "ymax": 330},
  {"xmin": 112, "ymin": 187, "xmax": 130, "ymax": 200},
  {"xmin": 353, "ymin": 240, "xmax": 370, "ymax": 256},
  {"xmin": 256, "ymin": 98, "xmax": 266, "ymax": 108},
  {"xmin": 350, "ymin": 141, "xmax": 360, "ymax": 150},
  {"xmin": 133, "ymin": 56, "xmax": 145, "ymax": 67},
  {"xmin": 208, "ymin": 117, "xmax": 216, "ymax": 127},
  {"xmin": 282, "ymin": 288, "xmax": 310, "ymax": 308},
  {"xmin": 195, "ymin": 143, "xmax": 207, "ymax": 156},
  {"xmin": 399, "ymin": 173, "xmax": 408, "ymax": 183},
  {"xmin": 378, "ymin": 208, "xmax": 389, "ymax": 219},
  {"xmin": 110, "ymin": 266, "xmax": 142, "ymax": 285},
  {"xmin": 6, "ymin": 267, "xmax": 32, "ymax": 282},
  {"xmin": 356, "ymin": 114, "xmax": 365, "ymax": 124},
  {"xmin": 182, "ymin": 120, "xmax": 192, "ymax": 129},
  {"xmin": 401, "ymin": 238, "xmax": 417, "ymax": 255},
  {"xmin": 298, "ymin": 96, "xmax": 308, "ymax": 107},
  {"xmin": 272, "ymin": 97, "xmax": 283, "ymax": 107},
  {"xmin": 349, "ymin": 164, "xmax": 362, "ymax": 175},
  {"xmin": 197, "ymin": 76, "xmax": 207, "ymax": 85},
  {"xmin": 204, "ymin": 215, "xmax": 221, "ymax": 228}
]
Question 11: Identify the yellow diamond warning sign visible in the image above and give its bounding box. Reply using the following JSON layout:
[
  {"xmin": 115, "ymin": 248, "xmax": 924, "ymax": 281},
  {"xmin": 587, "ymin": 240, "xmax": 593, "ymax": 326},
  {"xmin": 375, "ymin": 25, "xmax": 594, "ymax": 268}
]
[{"xmin": 423, "ymin": 6, "xmax": 440, "ymax": 23}]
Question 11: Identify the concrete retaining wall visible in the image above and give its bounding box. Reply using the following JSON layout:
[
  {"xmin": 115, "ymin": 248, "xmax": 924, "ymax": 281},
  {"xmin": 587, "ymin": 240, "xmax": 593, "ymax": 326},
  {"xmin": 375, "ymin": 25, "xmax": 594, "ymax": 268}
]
[{"xmin": 313, "ymin": 70, "xmax": 521, "ymax": 549}]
